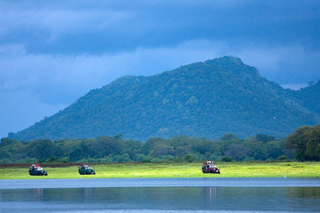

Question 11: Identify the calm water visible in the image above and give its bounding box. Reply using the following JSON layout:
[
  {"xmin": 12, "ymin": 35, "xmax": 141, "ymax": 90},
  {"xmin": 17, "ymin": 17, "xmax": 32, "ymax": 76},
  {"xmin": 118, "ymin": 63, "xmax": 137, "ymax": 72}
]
[{"xmin": 0, "ymin": 178, "xmax": 319, "ymax": 213}]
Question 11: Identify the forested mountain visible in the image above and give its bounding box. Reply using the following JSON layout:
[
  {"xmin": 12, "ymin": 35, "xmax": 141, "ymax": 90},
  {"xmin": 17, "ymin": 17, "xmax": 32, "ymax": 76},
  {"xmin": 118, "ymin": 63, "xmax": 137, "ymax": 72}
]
[{"xmin": 9, "ymin": 56, "xmax": 320, "ymax": 141}]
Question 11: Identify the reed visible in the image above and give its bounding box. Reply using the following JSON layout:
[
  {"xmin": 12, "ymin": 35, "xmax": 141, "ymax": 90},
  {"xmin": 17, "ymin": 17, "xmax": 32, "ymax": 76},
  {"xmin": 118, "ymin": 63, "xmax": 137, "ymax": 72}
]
[{"xmin": 0, "ymin": 162, "xmax": 319, "ymax": 179}]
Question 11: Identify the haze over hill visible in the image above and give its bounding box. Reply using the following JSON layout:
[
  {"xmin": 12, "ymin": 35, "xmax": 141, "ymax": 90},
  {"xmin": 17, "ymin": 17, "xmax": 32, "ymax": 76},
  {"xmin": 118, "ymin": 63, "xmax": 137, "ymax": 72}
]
[{"xmin": 9, "ymin": 56, "xmax": 320, "ymax": 141}]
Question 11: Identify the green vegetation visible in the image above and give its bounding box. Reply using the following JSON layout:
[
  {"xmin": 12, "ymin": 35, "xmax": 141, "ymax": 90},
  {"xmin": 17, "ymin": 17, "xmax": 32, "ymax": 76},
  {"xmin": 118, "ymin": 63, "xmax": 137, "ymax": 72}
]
[
  {"xmin": 1, "ymin": 124, "xmax": 320, "ymax": 165},
  {"xmin": 285, "ymin": 124, "xmax": 320, "ymax": 161},
  {"xmin": 0, "ymin": 133, "xmax": 290, "ymax": 164},
  {"xmin": 8, "ymin": 56, "xmax": 320, "ymax": 141},
  {"xmin": 1, "ymin": 162, "xmax": 319, "ymax": 179}
]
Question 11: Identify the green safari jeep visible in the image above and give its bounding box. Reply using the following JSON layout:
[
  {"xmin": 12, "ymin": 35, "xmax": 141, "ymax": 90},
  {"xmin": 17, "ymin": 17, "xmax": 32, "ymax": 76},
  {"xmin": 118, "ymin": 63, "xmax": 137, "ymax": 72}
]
[
  {"xmin": 79, "ymin": 164, "xmax": 96, "ymax": 175},
  {"xmin": 29, "ymin": 165, "xmax": 48, "ymax": 176}
]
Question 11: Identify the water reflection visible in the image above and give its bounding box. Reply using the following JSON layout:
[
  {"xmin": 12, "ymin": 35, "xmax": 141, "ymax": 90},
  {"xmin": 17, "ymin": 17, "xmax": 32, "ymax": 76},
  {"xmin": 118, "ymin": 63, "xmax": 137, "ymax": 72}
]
[
  {"xmin": 201, "ymin": 187, "xmax": 320, "ymax": 212},
  {"xmin": 1, "ymin": 187, "xmax": 320, "ymax": 212}
]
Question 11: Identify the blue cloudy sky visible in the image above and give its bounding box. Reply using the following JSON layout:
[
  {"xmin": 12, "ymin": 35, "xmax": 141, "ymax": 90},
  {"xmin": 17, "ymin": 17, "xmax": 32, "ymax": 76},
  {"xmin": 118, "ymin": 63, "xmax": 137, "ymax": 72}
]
[{"xmin": 1, "ymin": 0, "xmax": 320, "ymax": 138}]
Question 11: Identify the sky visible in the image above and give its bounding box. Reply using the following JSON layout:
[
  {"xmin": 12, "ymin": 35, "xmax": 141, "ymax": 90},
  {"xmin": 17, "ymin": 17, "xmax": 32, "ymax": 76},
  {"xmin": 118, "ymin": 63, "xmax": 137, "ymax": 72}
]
[{"xmin": 1, "ymin": 0, "xmax": 320, "ymax": 138}]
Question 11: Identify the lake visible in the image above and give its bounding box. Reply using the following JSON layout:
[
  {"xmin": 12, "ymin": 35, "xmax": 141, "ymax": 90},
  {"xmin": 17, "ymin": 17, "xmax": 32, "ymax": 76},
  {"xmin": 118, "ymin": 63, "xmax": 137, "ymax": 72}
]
[{"xmin": 1, "ymin": 178, "xmax": 319, "ymax": 212}]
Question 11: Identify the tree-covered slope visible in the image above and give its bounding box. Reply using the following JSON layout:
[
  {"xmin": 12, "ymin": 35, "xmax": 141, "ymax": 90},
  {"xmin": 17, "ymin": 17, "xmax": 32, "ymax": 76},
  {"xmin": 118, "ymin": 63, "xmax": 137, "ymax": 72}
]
[
  {"xmin": 292, "ymin": 80, "xmax": 320, "ymax": 115},
  {"xmin": 9, "ymin": 56, "xmax": 320, "ymax": 141}
]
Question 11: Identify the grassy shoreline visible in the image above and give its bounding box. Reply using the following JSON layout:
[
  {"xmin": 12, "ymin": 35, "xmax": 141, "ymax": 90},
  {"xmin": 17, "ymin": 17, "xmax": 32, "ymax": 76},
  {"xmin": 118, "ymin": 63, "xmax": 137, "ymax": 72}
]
[{"xmin": 0, "ymin": 162, "xmax": 319, "ymax": 179}]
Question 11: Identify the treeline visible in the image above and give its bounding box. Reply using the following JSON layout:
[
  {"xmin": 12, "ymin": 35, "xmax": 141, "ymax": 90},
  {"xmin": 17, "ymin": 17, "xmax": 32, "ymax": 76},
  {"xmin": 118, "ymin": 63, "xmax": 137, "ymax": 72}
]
[{"xmin": 0, "ymin": 133, "xmax": 292, "ymax": 164}]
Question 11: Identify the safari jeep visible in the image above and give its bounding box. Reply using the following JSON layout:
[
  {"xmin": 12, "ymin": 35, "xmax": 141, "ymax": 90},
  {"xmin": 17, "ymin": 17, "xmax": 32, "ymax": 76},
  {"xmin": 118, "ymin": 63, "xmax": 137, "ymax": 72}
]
[
  {"xmin": 79, "ymin": 164, "xmax": 96, "ymax": 175},
  {"xmin": 202, "ymin": 161, "xmax": 220, "ymax": 174},
  {"xmin": 29, "ymin": 165, "xmax": 48, "ymax": 176}
]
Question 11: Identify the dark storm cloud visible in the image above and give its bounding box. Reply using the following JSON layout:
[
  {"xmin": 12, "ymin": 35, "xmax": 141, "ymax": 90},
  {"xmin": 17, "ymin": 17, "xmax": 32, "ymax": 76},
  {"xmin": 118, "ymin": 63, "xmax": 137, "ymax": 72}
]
[{"xmin": 1, "ymin": 1, "xmax": 319, "ymax": 55}]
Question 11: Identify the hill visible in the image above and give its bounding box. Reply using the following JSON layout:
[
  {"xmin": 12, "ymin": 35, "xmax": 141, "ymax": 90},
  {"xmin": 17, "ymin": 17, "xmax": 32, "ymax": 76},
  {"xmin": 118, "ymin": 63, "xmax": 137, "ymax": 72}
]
[{"xmin": 9, "ymin": 56, "xmax": 320, "ymax": 141}]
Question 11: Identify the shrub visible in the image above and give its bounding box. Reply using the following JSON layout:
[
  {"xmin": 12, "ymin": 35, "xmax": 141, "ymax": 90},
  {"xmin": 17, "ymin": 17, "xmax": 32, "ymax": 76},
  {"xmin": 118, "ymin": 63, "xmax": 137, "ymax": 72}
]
[
  {"xmin": 222, "ymin": 156, "xmax": 234, "ymax": 162},
  {"xmin": 277, "ymin": 155, "xmax": 289, "ymax": 161},
  {"xmin": 184, "ymin": 154, "xmax": 196, "ymax": 162}
]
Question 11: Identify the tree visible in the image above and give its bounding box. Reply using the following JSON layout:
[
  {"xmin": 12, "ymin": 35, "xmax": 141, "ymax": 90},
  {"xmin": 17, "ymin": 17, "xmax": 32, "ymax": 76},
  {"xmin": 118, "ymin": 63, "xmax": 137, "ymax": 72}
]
[
  {"xmin": 305, "ymin": 125, "xmax": 320, "ymax": 160},
  {"xmin": 256, "ymin": 134, "xmax": 276, "ymax": 143},
  {"xmin": 0, "ymin": 150, "xmax": 10, "ymax": 160},
  {"xmin": 92, "ymin": 136, "xmax": 122, "ymax": 157},
  {"xmin": 120, "ymin": 139, "xmax": 141, "ymax": 158},
  {"xmin": 141, "ymin": 137, "xmax": 167, "ymax": 155},
  {"xmin": 285, "ymin": 126, "xmax": 310, "ymax": 161},
  {"xmin": 173, "ymin": 147, "xmax": 189, "ymax": 157},
  {"xmin": 112, "ymin": 153, "xmax": 131, "ymax": 162},
  {"xmin": 244, "ymin": 141, "xmax": 268, "ymax": 160},
  {"xmin": 168, "ymin": 135, "xmax": 191, "ymax": 148},
  {"xmin": 277, "ymin": 155, "xmax": 289, "ymax": 161},
  {"xmin": 308, "ymin": 81, "xmax": 315, "ymax": 87},
  {"xmin": 184, "ymin": 153, "xmax": 196, "ymax": 162},
  {"xmin": 221, "ymin": 156, "xmax": 234, "ymax": 162},
  {"xmin": 114, "ymin": 134, "xmax": 123, "ymax": 140},
  {"xmin": 151, "ymin": 144, "xmax": 174, "ymax": 157},
  {"xmin": 0, "ymin": 138, "xmax": 19, "ymax": 148},
  {"xmin": 69, "ymin": 141, "xmax": 92, "ymax": 162},
  {"xmin": 220, "ymin": 134, "xmax": 241, "ymax": 142},
  {"xmin": 69, "ymin": 147, "xmax": 84, "ymax": 162},
  {"xmin": 224, "ymin": 144, "xmax": 252, "ymax": 161},
  {"xmin": 266, "ymin": 140, "xmax": 285, "ymax": 160},
  {"xmin": 26, "ymin": 139, "xmax": 55, "ymax": 160}
]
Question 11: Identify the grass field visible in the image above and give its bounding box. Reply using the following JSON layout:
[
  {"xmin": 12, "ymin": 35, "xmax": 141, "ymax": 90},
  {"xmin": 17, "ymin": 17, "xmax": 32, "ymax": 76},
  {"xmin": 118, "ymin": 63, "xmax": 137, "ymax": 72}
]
[{"xmin": 0, "ymin": 162, "xmax": 319, "ymax": 179}]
